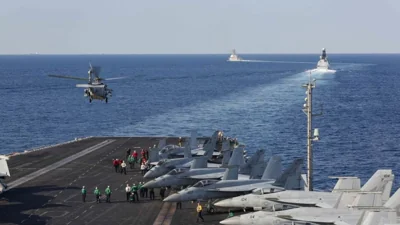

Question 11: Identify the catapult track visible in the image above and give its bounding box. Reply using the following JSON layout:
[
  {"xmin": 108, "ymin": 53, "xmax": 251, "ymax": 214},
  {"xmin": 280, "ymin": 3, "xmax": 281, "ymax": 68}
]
[{"xmin": 0, "ymin": 137, "xmax": 241, "ymax": 225}]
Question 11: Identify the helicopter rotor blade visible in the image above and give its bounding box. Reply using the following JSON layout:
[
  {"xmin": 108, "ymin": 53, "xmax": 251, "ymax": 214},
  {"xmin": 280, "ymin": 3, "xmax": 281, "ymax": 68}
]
[
  {"xmin": 48, "ymin": 74, "xmax": 87, "ymax": 81},
  {"xmin": 76, "ymin": 84, "xmax": 105, "ymax": 88}
]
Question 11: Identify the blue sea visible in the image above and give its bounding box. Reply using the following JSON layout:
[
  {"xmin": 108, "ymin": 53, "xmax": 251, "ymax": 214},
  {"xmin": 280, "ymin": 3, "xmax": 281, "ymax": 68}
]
[{"xmin": 1, "ymin": 54, "xmax": 399, "ymax": 191}]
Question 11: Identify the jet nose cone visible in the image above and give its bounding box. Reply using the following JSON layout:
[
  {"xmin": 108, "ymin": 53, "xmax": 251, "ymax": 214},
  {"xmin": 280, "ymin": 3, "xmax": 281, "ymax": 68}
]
[
  {"xmin": 220, "ymin": 216, "xmax": 240, "ymax": 225},
  {"xmin": 163, "ymin": 193, "xmax": 181, "ymax": 202},
  {"xmin": 144, "ymin": 169, "xmax": 156, "ymax": 179},
  {"xmin": 214, "ymin": 199, "xmax": 233, "ymax": 208},
  {"xmin": 142, "ymin": 180, "xmax": 157, "ymax": 189}
]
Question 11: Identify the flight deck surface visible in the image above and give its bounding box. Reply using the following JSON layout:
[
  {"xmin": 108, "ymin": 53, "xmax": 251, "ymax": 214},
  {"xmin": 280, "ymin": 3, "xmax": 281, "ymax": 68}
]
[{"xmin": 0, "ymin": 137, "xmax": 244, "ymax": 225}]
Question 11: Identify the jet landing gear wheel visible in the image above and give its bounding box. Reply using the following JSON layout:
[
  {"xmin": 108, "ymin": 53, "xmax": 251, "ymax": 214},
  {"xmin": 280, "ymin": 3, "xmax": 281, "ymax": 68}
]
[{"xmin": 206, "ymin": 199, "xmax": 217, "ymax": 214}]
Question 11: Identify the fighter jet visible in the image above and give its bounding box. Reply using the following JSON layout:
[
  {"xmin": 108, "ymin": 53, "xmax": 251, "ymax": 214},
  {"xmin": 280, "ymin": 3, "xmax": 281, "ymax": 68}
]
[
  {"xmin": 214, "ymin": 169, "xmax": 394, "ymax": 211},
  {"xmin": 158, "ymin": 130, "xmax": 222, "ymax": 159},
  {"xmin": 163, "ymin": 158, "xmax": 304, "ymax": 202},
  {"xmin": 142, "ymin": 148, "xmax": 274, "ymax": 189},
  {"xmin": 143, "ymin": 131, "xmax": 220, "ymax": 179},
  {"xmin": 220, "ymin": 187, "xmax": 400, "ymax": 225},
  {"xmin": 0, "ymin": 155, "xmax": 10, "ymax": 194}
]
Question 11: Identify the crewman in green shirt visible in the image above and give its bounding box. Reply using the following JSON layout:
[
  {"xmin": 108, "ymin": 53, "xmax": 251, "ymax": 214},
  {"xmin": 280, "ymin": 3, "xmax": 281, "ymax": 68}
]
[
  {"xmin": 132, "ymin": 183, "xmax": 139, "ymax": 201},
  {"xmin": 105, "ymin": 186, "xmax": 112, "ymax": 203},
  {"xmin": 94, "ymin": 187, "xmax": 101, "ymax": 203},
  {"xmin": 81, "ymin": 186, "xmax": 87, "ymax": 202}
]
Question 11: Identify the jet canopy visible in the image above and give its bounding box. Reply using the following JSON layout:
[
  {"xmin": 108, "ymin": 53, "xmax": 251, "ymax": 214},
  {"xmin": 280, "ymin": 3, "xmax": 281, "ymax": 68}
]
[
  {"xmin": 192, "ymin": 180, "xmax": 218, "ymax": 188},
  {"xmin": 157, "ymin": 159, "xmax": 168, "ymax": 166},
  {"xmin": 167, "ymin": 168, "xmax": 188, "ymax": 175},
  {"xmin": 160, "ymin": 145, "xmax": 178, "ymax": 154}
]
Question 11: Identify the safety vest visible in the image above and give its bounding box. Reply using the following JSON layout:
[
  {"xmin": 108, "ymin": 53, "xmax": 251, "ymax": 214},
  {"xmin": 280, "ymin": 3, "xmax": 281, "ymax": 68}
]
[
  {"xmin": 94, "ymin": 189, "xmax": 100, "ymax": 195},
  {"xmin": 81, "ymin": 188, "xmax": 86, "ymax": 194},
  {"xmin": 197, "ymin": 205, "xmax": 202, "ymax": 212}
]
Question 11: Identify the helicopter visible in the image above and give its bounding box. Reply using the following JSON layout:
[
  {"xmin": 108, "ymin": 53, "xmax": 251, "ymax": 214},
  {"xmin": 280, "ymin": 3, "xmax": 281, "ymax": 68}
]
[{"xmin": 48, "ymin": 63, "xmax": 124, "ymax": 103}]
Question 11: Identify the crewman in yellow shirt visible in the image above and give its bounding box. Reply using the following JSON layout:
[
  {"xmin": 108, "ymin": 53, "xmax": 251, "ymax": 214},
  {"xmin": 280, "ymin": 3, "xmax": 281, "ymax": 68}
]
[{"xmin": 196, "ymin": 202, "xmax": 204, "ymax": 222}]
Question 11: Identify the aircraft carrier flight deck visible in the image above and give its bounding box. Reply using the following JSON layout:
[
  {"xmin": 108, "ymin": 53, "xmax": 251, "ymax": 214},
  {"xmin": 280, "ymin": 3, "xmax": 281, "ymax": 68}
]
[{"xmin": 0, "ymin": 137, "xmax": 245, "ymax": 225}]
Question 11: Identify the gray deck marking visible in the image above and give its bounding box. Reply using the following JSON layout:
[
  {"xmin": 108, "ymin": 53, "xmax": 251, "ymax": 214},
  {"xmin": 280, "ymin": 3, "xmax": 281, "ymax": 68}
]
[
  {"xmin": 5, "ymin": 139, "xmax": 115, "ymax": 191},
  {"xmin": 85, "ymin": 204, "xmax": 118, "ymax": 225},
  {"xmin": 63, "ymin": 194, "xmax": 78, "ymax": 202},
  {"xmin": 153, "ymin": 191, "xmax": 177, "ymax": 225}
]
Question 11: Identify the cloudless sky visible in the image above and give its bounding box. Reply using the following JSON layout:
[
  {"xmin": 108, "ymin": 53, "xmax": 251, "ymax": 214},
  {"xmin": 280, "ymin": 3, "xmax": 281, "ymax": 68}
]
[{"xmin": 1, "ymin": 0, "xmax": 400, "ymax": 54}]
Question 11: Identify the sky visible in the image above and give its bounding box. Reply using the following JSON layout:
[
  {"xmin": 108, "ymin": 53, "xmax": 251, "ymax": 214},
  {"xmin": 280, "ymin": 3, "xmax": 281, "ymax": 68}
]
[{"xmin": 1, "ymin": 0, "xmax": 400, "ymax": 54}]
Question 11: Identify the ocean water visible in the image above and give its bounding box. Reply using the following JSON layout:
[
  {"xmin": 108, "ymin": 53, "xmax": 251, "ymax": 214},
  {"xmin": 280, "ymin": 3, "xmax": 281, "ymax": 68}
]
[{"xmin": 1, "ymin": 54, "xmax": 399, "ymax": 191}]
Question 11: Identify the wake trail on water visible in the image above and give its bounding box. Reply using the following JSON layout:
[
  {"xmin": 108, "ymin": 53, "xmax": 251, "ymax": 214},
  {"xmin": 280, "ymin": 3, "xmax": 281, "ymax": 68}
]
[
  {"xmin": 114, "ymin": 63, "xmax": 368, "ymax": 152},
  {"xmin": 115, "ymin": 70, "xmax": 316, "ymax": 149},
  {"xmin": 240, "ymin": 59, "xmax": 315, "ymax": 64}
]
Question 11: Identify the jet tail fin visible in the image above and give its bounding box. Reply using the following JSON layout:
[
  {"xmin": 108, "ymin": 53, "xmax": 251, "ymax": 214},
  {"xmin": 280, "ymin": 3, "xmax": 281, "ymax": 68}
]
[
  {"xmin": 248, "ymin": 163, "xmax": 265, "ymax": 179},
  {"xmin": 183, "ymin": 142, "xmax": 192, "ymax": 158},
  {"xmin": 222, "ymin": 166, "xmax": 239, "ymax": 180},
  {"xmin": 201, "ymin": 130, "xmax": 220, "ymax": 160},
  {"xmin": 273, "ymin": 158, "xmax": 303, "ymax": 189},
  {"xmin": 190, "ymin": 130, "xmax": 198, "ymax": 149},
  {"xmin": 329, "ymin": 176, "xmax": 361, "ymax": 192},
  {"xmin": 148, "ymin": 138, "xmax": 167, "ymax": 163},
  {"xmin": 361, "ymin": 169, "xmax": 394, "ymax": 202},
  {"xmin": 190, "ymin": 157, "xmax": 207, "ymax": 169},
  {"xmin": 350, "ymin": 192, "xmax": 383, "ymax": 208},
  {"xmin": 220, "ymin": 150, "xmax": 232, "ymax": 168},
  {"xmin": 247, "ymin": 150, "xmax": 267, "ymax": 179},
  {"xmin": 239, "ymin": 149, "xmax": 265, "ymax": 174},
  {"xmin": 228, "ymin": 145, "xmax": 245, "ymax": 167},
  {"xmin": 158, "ymin": 138, "xmax": 166, "ymax": 149},
  {"xmin": 383, "ymin": 187, "xmax": 400, "ymax": 212},
  {"xmin": 261, "ymin": 155, "xmax": 282, "ymax": 180}
]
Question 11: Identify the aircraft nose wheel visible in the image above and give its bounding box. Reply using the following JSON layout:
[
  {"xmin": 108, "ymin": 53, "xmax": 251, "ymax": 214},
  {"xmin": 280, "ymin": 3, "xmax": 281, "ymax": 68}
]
[
  {"xmin": 105, "ymin": 98, "xmax": 108, "ymax": 103},
  {"xmin": 89, "ymin": 98, "xmax": 92, "ymax": 103}
]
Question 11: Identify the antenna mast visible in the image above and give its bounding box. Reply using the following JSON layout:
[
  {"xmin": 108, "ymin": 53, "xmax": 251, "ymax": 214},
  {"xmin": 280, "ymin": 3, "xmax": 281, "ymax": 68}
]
[{"xmin": 302, "ymin": 72, "xmax": 322, "ymax": 191}]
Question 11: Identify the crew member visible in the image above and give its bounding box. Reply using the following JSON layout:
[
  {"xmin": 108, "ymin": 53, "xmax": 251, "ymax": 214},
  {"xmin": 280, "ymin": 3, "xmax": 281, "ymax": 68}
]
[
  {"xmin": 94, "ymin": 187, "xmax": 101, "ymax": 203},
  {"xmin": 126, "ymin": 148, "xmax": 131, "ymax": 159},
  {"xmin": 140, "ymin": 163, "xmax": 146, "ymax": 175},
  {"xmin": 145, "ymin": 148, "xmax": 150, "ymax": 160},
  {"xmin": 178, "ymin": 137, "xmax": 183, "ymax": 147},
  {"xmin": 149, "ymin": 187, "xmax": 155, "ymax": 200},
  {"xmin": 139, "ymin": 182, "xmax": 144, "ymax": 197},
  {"xmin": 125, "ymin": 184, "xmax": 131, "ymax": 201},
  {"xmin": 132, "ymin": 183, "xmax": 139, "ymax": 202},
  {"xmin": 81, "ymin": 186, "xmax": 87, "ymax": 202},
  {"xmin": 128, "ymin": 155, "xmax": 134, "ymax": 169},
  {"xmin": 160, "ymin": 187, "xmax": 166, "ymax": 200},
  {"xmin": 121, "ymin": 160, "xmax": 127, "ymax": 175},
  {"xmin": 113, "ymin": 159, "xmax": 119, "ymax": 173},
  {"xmin": 196, "ymin": 202, "xmax": 205, "ymax": 222},
  {"xmin": 105, "ymin": 186, "xmax": 112, "ymax": 203},
  {"xmin": 133, "ymin": 150, "xmax": 138, "ymax": 163}
]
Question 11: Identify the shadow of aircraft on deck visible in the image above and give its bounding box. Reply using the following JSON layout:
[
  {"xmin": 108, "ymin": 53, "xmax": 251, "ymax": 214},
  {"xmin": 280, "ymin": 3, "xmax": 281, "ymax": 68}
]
[{"xmin": 0, "ymin": 185, "xmax": 78, "ymax": 225}]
